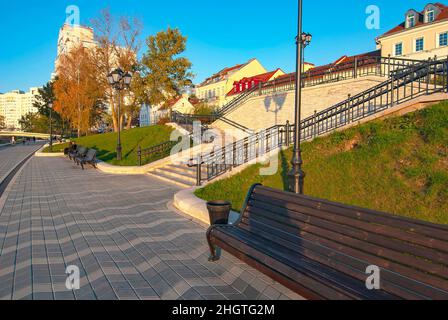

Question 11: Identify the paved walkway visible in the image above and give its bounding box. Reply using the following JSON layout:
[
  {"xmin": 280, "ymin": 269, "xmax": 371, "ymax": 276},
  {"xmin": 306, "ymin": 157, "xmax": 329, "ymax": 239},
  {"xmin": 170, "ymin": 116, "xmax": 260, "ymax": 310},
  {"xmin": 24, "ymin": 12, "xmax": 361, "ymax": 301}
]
[
  {"xmin": 0, "ymin": 143, "xmax": 44, "ymax": 182},
  {"xmin": 0, "ymin": 155, "xmax": 301, "ymax": 300}
]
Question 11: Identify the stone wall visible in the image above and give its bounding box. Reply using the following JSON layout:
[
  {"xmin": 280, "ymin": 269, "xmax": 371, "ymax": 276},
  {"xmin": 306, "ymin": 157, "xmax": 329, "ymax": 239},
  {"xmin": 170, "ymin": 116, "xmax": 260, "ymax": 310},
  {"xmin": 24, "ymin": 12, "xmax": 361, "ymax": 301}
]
[{"xmin": 212, "ymin": 76, "xmax": 386, "ymax": 133}]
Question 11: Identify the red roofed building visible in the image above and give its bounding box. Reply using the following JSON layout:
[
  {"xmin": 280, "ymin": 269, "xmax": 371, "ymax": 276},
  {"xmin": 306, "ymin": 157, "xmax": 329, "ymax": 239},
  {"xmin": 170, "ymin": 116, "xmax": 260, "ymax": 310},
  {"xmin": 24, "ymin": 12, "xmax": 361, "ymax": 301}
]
[
  {"xmin": 194, "ymin": 58, "xmax": 268, "ymax": 107},
  {"xmin": 376, "ymin": 3, "xmax": 448, "ymax": 60},
  {"xmin": 227, "ymin": 69, "xmax": 286, "ymax": 96}
]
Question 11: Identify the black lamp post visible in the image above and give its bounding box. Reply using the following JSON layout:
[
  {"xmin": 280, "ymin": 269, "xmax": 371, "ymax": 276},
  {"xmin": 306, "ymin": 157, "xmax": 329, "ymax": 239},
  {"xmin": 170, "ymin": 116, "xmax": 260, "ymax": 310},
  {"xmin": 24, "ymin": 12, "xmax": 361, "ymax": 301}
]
[
  {"xmin": 49, "ymin": 102, "xmax": 53, "ymax": 152},
  {"xmin": 288, "ymin": 0, "xmax": 312, "ymax": 195},
  {"xmin": 107, "ymin": 68, "xmax": 133, "ymax": 161}
]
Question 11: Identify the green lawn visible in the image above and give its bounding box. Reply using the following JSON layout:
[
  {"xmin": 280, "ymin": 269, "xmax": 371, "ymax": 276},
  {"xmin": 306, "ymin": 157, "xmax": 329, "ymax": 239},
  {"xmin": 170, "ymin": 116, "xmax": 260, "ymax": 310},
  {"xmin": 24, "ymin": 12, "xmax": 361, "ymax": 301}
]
[
  {"xmin": 44, "ymin": 125, "xmax": 174, "ymax": 166},
  {"xmin": 196, "ymin": 101, "xmax": 448, "ymax": 225}
]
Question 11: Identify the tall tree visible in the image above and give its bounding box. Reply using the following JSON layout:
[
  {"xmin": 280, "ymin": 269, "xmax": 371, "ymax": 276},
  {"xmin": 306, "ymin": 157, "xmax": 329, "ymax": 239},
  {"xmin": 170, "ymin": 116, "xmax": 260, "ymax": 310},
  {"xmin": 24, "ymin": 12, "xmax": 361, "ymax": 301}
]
[
  {"xmin": 140, "ymin": 28, "xmax": 194, "ymax": 108},
  {"xmin": 53, "ymin": 45, "xmax": 106, "ymax": 137},
  {"xmin": 91, "ymin": 9, "xmax": 143, "ymax": 132},
  {"xmin": 19, "ymin": 113, "xmax": 50, "ymax": 133},
  {"xmin": 32, "ymin": 81, "xmax": 66, "ymax": 136}
]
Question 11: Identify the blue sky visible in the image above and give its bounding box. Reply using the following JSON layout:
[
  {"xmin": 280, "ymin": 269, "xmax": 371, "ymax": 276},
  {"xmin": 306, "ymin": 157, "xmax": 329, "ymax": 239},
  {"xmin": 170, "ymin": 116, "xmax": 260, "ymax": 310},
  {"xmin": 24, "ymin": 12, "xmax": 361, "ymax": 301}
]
[{"xmin": 0, "ymin": 0, "xmax": 435, "ymax": 92}]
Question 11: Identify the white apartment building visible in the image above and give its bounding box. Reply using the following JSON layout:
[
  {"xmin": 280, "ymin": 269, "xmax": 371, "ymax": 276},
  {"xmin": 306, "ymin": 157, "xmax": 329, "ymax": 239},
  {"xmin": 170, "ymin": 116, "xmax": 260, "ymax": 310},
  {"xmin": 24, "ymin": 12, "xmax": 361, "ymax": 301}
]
[
  {"xmin": 54, "ymin": 24, "xmax": 96, "ymax": 73},
  {"xmin": 0, "ymin": 88, "xmax": 40, "ymax": 130}
]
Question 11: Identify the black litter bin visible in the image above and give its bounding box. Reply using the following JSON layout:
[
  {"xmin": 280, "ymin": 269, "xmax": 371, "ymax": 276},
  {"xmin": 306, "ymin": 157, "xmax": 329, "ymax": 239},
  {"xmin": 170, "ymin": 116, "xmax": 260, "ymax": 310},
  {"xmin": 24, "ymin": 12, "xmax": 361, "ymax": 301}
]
[{"xmin": 206, "ymin": 201, "xmax": 231, "ymax": 225}]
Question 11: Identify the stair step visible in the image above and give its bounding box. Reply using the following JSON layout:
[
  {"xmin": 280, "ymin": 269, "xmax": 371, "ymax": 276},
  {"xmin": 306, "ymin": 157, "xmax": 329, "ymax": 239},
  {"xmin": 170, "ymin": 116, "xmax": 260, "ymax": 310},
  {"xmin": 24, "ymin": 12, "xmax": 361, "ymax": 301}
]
[
  {"xmin": 155, "ymin": 167, "xmax": 197, "ymax": 183},
  {"xmin": 147, "ymin": 171, "xmax": 194, "ymax": 188},
  {"xmin": 167, "ymin": 164, "xmax": 207, "ymax": 175}
]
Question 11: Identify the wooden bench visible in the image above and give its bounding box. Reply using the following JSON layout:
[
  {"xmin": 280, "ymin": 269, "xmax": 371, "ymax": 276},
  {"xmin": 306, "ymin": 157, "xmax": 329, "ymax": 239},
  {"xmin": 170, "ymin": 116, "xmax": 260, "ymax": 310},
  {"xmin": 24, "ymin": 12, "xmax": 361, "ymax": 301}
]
[
  {"xmin": 207, "ymin": 184, "xmax": 448, "ymax": 300},
  {"xmin": 75, "ymin": 148, "xmax": 97, "ymax": 170},
  {"xmin": 69, "ymin": 146, "xmax": 87, "ymax": 162}
]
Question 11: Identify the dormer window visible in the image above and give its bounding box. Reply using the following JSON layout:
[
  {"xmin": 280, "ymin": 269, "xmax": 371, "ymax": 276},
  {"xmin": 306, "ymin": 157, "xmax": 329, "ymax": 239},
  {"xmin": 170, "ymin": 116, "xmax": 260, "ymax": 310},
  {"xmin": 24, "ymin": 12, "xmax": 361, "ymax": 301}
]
[
  {"xmin": 426, "ymin": 9, "xmax": 435, "ymax": 23},
  {"xmin": 407, "ymin": 14, "xmax": 416, "ymax": 28}
]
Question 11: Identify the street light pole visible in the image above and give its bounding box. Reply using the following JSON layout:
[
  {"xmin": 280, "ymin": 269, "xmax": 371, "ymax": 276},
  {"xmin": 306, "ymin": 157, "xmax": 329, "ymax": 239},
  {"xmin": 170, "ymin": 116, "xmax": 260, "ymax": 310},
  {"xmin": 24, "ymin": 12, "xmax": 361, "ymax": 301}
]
[
  {"xmin": 288, "ymin": 0, "xmax": 312, "ymax": 194},
  {"xmin": 49, "ymin": 103, "xmax": 53, "ymax": 152},
  {"xmin": 116, "ymin": 89, "xmax": 122, "ymax": 161},
  {"xmin": 107, "ymin": 68, "xmax": 133, "ymax": 162}
]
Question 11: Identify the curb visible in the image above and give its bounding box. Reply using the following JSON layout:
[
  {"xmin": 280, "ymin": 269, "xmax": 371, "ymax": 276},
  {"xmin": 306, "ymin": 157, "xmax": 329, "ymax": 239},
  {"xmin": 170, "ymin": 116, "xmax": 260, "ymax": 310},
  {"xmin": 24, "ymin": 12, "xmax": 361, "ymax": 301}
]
[
  {"xmin": 34, "ymin": 143, "xmax": 64, "ymax": 158},
  {"xmin": 96, "ymin": 156, "xmax": 173, "ymax": 175},
  {"xmin": 173, "ymin": 187, "xmax": 240, "ymax": 225}
]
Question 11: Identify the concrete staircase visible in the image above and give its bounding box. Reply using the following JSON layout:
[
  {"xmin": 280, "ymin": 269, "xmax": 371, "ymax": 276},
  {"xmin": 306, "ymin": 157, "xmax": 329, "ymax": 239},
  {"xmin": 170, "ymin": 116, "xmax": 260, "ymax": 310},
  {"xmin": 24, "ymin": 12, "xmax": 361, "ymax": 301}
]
[{"xmin": 147, "ymin": 163, "xmax": 203, "ymax": 188}]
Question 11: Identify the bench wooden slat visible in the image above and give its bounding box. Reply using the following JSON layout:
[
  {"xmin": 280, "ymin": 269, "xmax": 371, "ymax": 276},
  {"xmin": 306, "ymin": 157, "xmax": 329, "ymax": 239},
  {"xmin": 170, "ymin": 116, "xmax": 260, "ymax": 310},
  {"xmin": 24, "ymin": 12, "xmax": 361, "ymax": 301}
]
[
  {"xmin": 254, "ymin": 187, "xmax": 448, "ymax": 238},
  {"xmin": 239, "ymin": 216, "xmax": 448, "ymax": 297},
  {"xmin": 255, "ymin": 186, "xmax": 448, "ymax": 233},
  {"xmin": 211, "ymin": 229, "xmax": 381, "ymax": 300},
  {"xmin": 248, "ymin": 199, "xmax": 448, "ymax": 271},
  {"xmin": 250, "ymin": 191, "xmax": 448, "ymax": 253}
]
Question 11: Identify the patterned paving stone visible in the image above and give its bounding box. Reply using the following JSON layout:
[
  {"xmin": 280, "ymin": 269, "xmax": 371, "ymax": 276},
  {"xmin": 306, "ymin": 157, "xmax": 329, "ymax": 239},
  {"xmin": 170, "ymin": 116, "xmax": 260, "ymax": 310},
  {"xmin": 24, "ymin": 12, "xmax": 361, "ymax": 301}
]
[
  {"xmin": 0, "ymin": 155, "xmax": 301, "ymax": 300},
  {"xmin": 0, "ymin": 143, "xmax": 43, "ymax": 183}
]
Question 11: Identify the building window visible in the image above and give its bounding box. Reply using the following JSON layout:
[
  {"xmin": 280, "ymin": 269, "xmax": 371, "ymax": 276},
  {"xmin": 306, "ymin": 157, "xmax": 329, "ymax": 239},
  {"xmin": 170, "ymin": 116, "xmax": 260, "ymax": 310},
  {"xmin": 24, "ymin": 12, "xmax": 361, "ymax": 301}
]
[
  {"xmin": 439, "ymin": 32, "xmax": 448, "ymax": 47},
  {"xmin": 394, "ymin": 42, "xmax": 403, "ymax": 56},
  {"xmin": 415, "ymin": 38, "xmax": 424, "ymax": 52},
  {"xmin": 407, "ymin": 14, "xmax": 415, "ymax": 28},
  {"xmin": 426, "ymin": 10, "xmax": 435, "ymax": 23}
]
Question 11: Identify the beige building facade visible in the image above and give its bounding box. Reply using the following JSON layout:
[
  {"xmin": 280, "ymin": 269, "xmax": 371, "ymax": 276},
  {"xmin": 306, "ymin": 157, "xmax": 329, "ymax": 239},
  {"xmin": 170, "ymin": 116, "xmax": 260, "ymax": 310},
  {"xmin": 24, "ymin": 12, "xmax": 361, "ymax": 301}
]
[
  {"xmin": 377, "ymin": 3, "xmax": 448, "ymax": 60},
  {"xmin": 0, "ymin": 88, "xmax": 40, "ymax": 130},
  {"xmin": 195, "ymin": 58, "xmax": 268, "ymax": 108}
]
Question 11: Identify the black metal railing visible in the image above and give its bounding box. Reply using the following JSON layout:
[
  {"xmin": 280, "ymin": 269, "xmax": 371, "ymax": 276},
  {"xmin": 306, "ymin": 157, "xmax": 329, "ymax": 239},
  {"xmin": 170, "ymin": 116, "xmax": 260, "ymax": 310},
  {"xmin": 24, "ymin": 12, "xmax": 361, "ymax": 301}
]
[
  {"xmin": 192, "ymin": 58, "xmax": 447, "ymax": 185},
  {"xmin": 137, "ymin": 140, "xmax": 179, "ymax": 166}
]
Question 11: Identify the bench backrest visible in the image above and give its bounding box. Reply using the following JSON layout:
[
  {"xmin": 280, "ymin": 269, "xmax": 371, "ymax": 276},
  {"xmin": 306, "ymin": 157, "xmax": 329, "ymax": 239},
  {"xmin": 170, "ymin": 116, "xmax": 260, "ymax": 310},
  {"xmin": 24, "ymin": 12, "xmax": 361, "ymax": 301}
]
[
  {"xmin": 85, "ymin": 149, "xmax": 97, "ymax": 161},
  {"xmin": 77, "ymin": 146, "xmax": 88, "ymax": 156},
  {"xmin": 238, "ymin": 184, "xmax": 448, "ymax": 300}
]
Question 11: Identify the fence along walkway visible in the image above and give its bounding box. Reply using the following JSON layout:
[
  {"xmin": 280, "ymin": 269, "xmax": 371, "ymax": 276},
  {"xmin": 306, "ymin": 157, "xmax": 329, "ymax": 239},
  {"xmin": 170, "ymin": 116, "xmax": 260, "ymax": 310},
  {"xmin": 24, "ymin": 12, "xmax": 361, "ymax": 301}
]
[{"xmin": 193, "ymin": 58, "xmax": 448, "ymax": 186}]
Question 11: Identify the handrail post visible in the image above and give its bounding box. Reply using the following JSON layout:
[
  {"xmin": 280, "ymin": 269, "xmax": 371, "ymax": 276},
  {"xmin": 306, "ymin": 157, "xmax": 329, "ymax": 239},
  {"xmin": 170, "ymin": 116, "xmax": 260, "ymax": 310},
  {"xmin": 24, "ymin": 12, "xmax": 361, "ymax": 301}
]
[
  {"xmin": 313, "ymin": 110, "xmax": 318, "ymax": 138},
  {"xmin": 138, "ymin": 145, "xmax": 142, "ymax": 166},
  {"xmin": 196, "ymin": 154, "xmax": 202, "ymax": 186},
  {"xmin": 285, "ymin": 121, "xmax": 290, "ymax": 147},
  {"xmin": 347, "ymin": 94, "xmax": 352, "ymax": 124},
  {"xmin": 388, "ymin": 54, "xmax": 391, "ymax": 76}
]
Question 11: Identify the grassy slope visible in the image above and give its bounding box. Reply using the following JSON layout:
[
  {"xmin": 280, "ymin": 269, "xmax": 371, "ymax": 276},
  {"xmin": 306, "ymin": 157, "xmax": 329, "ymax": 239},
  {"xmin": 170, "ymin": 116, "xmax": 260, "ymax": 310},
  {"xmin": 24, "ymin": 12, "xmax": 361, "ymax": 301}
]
[
  {"xmin": 196, "ymin": 101, "xmax": 448, "ymax": 224},
  {"xmin": 44, "ymin": 125, "xmax": 174, "ymax": 166}
]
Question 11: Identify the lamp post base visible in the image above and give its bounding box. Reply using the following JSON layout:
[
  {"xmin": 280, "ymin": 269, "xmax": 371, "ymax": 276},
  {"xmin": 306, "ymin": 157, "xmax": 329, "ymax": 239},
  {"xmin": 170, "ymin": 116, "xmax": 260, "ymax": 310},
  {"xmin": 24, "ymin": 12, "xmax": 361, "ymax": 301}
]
[
  {"xmin": 288, "ymin": 167, "xmax": 305, "ymax": 195},
  {"xmin": 288, "ymin": 151, "xmax": 305, "ymax": 194},
  {"xmin": 117, "ymin": 145, "xmax": 122, "ymax": 161}
]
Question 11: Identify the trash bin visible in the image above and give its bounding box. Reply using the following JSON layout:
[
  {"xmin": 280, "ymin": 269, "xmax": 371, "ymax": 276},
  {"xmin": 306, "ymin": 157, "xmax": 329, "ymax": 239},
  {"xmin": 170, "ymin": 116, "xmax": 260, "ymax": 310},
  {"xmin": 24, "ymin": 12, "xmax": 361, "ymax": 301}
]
[{"xmin": 206, "ymin": 201, "xmax": 232, "ymax": 225}]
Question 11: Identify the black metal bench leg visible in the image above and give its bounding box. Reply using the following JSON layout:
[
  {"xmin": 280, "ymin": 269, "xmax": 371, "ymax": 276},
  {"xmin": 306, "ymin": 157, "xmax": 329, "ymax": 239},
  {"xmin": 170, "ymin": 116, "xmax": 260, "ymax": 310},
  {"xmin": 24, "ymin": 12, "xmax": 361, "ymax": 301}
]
[{"xmin": 206, "ymin": 228, "xmax": 221, "ymax": 262}]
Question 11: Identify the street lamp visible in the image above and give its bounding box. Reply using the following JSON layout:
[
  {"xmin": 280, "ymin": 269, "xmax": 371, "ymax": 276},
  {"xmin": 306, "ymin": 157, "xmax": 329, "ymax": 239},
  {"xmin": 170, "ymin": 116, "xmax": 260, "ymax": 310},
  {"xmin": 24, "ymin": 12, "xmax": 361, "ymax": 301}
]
[
  {"xmin": 288, "ymin": 0, "xmax": 312, "ymax": 194},
  {"xmin": 107, "ymin": 68, "xmax": 133, "ymax": 161},
  {"xmin": 49, "ymin": 102, "xmax": 53, "ymax": 152}
]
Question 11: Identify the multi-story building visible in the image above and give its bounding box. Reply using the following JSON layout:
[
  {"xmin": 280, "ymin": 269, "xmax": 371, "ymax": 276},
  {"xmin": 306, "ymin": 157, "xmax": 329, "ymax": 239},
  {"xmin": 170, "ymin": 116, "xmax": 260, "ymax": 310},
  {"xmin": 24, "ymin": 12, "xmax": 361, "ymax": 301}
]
[
  {"xmin": 195, "ymin": 58, "xmax": 268, "ymax": 108},
  {"xmin": 54, "ymin": 24, "xmax": 96, "ymax": 73},
  {"xmin": 226, "ymin": 69, "xmax": 286, "ymax": 97},
  {"xmin": 376, "ymin": 3, "xmax": 448, "ymax": 60},
  {"xmin": 0, "ymin": 88, "xmax": 40, "ymax": 130}
]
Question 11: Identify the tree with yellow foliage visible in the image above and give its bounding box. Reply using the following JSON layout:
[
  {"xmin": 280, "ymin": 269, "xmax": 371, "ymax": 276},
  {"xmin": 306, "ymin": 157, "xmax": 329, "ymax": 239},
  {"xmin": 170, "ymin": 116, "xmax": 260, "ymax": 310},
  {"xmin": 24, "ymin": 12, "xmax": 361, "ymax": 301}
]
[{"xmin": 53, "ymin": 45, "xmax": 106, "ymax": 137}]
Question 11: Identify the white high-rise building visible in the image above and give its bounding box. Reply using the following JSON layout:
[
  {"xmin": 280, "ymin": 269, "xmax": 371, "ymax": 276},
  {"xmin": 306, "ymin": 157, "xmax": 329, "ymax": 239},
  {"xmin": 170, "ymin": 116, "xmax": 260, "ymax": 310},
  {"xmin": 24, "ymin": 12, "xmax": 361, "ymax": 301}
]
[
  {"xmin": 0, "ymin": 88, "xmax": 40, "ymax": 130},
  {"xmin": 53, "ymin": 24, "xmax": 97, "ymax": 76}
]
